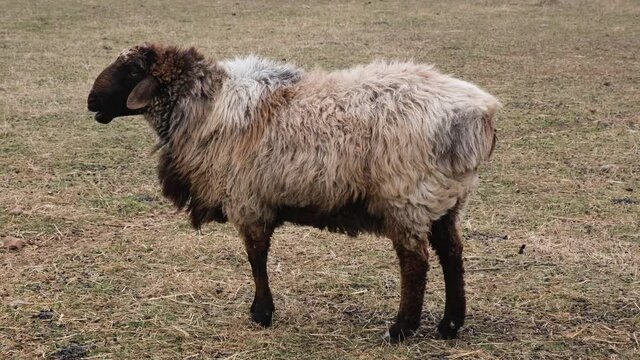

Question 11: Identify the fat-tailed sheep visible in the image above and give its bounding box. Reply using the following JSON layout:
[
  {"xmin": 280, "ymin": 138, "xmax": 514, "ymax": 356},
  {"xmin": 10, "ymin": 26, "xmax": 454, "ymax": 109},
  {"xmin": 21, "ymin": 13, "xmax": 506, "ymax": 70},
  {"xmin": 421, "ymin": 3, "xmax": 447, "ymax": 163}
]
[{"xmin": 87, "ymin": 43, "xmax": 499, "ymax": 341}]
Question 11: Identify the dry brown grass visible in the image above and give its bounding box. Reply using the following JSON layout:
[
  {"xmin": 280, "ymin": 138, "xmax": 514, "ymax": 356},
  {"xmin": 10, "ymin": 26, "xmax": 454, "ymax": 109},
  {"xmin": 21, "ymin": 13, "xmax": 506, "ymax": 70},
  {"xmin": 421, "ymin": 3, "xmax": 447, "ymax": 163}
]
[{"xmin": 1, "ymin": 0, "xmax": 639, "ymax": 359}]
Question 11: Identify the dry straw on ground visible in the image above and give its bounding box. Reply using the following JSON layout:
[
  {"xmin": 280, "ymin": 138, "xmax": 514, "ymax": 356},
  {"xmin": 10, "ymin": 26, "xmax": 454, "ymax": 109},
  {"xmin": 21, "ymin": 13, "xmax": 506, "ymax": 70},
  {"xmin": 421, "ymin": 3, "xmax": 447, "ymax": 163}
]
[{"xmin": 1, "ymin": 0, "xmax": 638, "ymax": 359}]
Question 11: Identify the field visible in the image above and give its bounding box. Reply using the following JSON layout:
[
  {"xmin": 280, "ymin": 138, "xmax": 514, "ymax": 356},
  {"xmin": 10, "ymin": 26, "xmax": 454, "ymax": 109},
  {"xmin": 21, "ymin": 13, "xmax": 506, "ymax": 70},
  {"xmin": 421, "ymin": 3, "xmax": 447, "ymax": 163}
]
[{"xmin": 1, "ymin": 0, "xmax": 639, "ymax": 358}]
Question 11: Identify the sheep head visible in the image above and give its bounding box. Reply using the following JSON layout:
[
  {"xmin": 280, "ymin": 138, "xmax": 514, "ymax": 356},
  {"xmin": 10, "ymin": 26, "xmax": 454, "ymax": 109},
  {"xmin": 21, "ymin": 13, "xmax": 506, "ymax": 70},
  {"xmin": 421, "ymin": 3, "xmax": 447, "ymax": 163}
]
[{"xmin": 87, "ymin": 44, "xmax": 161, "ymax": 124}]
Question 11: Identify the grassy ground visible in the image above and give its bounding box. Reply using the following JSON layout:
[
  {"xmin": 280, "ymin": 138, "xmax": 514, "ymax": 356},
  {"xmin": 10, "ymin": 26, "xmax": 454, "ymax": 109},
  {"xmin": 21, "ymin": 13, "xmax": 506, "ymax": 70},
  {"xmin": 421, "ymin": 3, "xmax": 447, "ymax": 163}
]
[{"xmin": 1, "ymin": 0, "xmax": 639, "ymax": 358}]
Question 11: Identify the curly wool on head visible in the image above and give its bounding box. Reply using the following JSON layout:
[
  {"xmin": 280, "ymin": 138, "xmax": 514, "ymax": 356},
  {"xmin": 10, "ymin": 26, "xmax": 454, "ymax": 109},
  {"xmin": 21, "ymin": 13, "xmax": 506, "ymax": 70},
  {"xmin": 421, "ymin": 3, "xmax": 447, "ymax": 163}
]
[{"xmin": 88, "ymin": 43, "xmax": 500, "ymax": 341}]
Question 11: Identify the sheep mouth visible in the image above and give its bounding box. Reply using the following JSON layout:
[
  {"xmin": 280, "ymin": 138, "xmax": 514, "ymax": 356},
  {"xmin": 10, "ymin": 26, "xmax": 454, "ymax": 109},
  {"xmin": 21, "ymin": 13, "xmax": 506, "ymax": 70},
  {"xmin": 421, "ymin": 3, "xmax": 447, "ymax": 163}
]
[{"xmin": 94, "ymin": 111, "xmax": 115, "ymax": 124}]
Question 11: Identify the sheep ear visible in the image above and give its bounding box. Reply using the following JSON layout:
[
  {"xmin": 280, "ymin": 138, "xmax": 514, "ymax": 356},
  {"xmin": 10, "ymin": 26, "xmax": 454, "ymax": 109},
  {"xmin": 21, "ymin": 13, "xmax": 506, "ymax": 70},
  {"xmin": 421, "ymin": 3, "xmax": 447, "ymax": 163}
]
[{"xmin": 127, "ymin": 76, "xmax": 160, "ymax": 110}]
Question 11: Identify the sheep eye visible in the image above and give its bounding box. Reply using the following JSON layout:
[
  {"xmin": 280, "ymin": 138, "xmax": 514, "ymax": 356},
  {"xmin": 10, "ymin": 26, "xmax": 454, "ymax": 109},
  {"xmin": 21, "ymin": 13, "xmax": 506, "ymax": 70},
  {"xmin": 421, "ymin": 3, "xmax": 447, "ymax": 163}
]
[{"xmin": 129, "ymin": 68, "xmax": 142, "ymax": 78}]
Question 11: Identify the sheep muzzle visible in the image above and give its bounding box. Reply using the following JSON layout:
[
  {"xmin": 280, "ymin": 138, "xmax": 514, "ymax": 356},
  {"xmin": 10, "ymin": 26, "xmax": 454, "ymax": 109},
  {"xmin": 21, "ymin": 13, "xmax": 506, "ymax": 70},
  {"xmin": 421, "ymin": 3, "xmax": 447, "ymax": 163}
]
[{"xmin": 87, "ymin": 46, "xmax": 158, "ymax": 124}]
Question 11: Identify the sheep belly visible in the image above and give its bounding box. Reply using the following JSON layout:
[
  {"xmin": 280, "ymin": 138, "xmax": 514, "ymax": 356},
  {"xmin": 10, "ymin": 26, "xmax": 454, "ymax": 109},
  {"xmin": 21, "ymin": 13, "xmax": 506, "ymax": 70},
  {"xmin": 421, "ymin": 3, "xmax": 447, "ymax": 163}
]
[{"xmin": 275, "ymin": 200, "xmax": 384, "ymax": 237}]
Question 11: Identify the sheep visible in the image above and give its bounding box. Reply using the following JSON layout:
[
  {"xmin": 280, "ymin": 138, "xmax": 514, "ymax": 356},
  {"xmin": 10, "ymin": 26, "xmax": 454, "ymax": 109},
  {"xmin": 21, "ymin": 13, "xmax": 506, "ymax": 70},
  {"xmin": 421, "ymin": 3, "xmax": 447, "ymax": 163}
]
[{"xmin": 87, "ymin": 43, "xmax": 500, "ymax": 342}]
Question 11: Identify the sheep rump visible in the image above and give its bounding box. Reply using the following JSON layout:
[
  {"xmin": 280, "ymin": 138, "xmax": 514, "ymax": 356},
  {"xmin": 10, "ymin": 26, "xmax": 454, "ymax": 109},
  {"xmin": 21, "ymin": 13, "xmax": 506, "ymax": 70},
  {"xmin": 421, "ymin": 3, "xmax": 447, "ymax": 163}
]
[{"xmin": 158, "ymin": 54, "xmax": 499, "ymax": 253}]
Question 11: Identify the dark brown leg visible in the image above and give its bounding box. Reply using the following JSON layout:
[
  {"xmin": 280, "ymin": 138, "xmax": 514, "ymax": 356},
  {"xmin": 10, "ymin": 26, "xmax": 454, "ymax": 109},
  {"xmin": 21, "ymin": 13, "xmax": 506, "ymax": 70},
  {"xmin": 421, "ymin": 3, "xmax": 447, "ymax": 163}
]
[
  {"xmin": 429, "ymin": 209, "xmax": 465, "ymax": 339},
  {"xmin": 387, "ymin": 241, "xmax": 429, "ymax": 342},
  {"xmin": 241, "ymin": 224, "xmax": 275, "ymax": 327}
]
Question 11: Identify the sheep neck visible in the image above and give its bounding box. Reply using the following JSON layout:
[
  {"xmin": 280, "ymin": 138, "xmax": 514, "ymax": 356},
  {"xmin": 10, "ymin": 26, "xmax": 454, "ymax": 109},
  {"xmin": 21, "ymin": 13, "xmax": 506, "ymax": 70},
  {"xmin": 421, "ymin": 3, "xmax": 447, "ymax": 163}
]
[
  {"xmin": 146, "ymin": 61, "xmax": 225, "ymax": 151},
  {"xmin": 146, "ymin": 59, "xmax": 229, "ymax": 227}
]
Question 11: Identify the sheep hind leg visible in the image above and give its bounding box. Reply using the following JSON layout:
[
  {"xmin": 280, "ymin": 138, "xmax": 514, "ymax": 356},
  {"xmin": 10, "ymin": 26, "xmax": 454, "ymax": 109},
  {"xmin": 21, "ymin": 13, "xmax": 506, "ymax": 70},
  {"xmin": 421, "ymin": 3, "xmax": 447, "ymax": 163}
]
[
  {"xmin": 429, "ymin": 208, "xmax": 465, "ymax": 339},
  {"xmin": 241, "ymin": 224, "xmax": 275, "ymax": 327},
  {"xmin": 386, "ymin": 238, "xmax": 429, "ymax": 343}
]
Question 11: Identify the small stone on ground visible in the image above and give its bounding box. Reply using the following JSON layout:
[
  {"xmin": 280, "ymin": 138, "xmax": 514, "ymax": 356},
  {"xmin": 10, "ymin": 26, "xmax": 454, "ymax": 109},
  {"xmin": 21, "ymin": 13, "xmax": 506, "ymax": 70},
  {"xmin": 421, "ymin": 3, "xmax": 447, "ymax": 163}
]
[{"xmin": 3, "ymin": 237, "xmax": 25, "ymax": 250}]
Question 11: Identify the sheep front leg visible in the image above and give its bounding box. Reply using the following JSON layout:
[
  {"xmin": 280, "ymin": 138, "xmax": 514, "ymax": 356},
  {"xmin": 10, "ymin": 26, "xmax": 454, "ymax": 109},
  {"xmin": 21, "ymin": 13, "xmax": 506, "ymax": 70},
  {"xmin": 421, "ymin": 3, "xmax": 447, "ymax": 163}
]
[
  {"xmin": 386, "ymin": 241, "xmax": 429, "ymax": 342},
  {"xmin": 241, "ymin": 225, "xmax": 275, "ymax": 327},
  {"xmin": 429, "ymin": 209, "xmax": 465, "ymax": 339}
]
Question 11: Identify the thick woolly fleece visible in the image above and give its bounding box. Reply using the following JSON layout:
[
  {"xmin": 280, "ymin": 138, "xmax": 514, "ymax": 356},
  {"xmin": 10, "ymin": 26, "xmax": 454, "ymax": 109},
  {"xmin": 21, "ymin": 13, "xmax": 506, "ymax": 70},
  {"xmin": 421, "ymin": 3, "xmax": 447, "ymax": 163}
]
[{"xmin": 129, "ymin": 45, "xmax": 499, "ymax": 255}]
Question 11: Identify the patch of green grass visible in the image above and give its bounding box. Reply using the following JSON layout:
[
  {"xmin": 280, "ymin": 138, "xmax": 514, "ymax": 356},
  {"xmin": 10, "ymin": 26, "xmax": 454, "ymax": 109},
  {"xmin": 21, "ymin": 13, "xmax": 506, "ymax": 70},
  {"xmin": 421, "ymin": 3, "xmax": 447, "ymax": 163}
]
[{"xmin": 86, "ymin": 193, "xmax": 157, "ymax": 216}]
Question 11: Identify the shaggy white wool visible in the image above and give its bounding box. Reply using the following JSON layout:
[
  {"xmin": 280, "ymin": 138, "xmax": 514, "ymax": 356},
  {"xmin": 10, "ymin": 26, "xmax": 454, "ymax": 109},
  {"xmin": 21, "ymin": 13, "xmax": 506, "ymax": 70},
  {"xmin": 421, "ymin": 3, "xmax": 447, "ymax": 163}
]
[
  {"xmin": 214, "ymin": 56, "xmax": 302, "ymax": 129},
  {"xmin": 151, "ymin": 53, "xmax": 499, "ymax": 253}
]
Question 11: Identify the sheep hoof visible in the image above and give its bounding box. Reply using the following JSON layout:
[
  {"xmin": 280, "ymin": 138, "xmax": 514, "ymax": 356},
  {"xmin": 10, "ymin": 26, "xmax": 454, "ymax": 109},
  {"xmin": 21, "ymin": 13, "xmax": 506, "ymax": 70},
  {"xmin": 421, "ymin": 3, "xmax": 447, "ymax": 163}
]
[
  {"xmin": 437, "ymin": 319, "xmax": 460, "ymax": 339},
  {"xmin": 384, "ymin": 322, "xmax": 418, "ymax": 343},
  {"xmin": 251, "ymin": 309, "xmax": 273, "ymax": 327},
  {"xmin": 250, "ymin": 301, "xmax": 274, "ymax": 327}
]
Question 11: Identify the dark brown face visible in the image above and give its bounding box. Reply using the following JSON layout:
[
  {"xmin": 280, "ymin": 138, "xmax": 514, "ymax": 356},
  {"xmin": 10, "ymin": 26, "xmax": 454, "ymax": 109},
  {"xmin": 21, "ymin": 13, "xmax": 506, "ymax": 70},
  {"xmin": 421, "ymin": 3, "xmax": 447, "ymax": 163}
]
[{"xmin": 87, "ymin": 46, "xmax": 160, "ymax": 124}]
